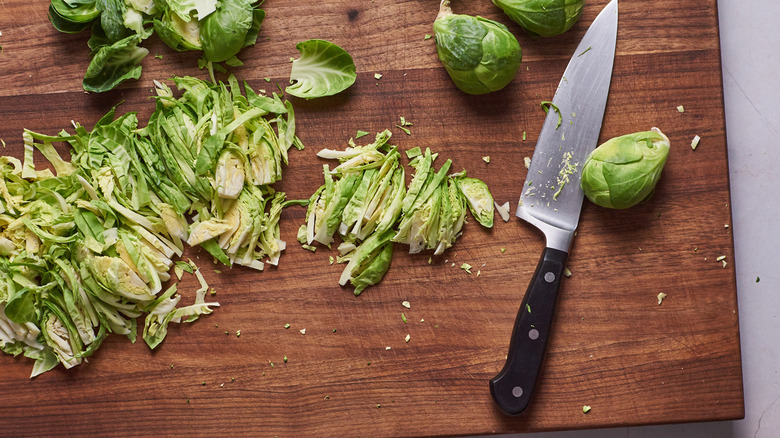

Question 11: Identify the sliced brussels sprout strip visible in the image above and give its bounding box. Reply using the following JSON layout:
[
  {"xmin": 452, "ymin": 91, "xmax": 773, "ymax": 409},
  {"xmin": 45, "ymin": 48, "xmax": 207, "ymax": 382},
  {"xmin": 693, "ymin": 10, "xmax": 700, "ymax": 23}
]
[{"xmin": 456, "ymin": 177, "xmax": 495, "ymax": 228}]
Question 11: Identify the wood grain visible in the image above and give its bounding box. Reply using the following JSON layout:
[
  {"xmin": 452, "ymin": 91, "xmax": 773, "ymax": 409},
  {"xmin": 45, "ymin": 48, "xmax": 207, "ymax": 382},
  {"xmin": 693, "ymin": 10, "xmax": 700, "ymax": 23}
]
[{"xmin": 0, "ymin": 0, "xmax": 743, "ymax": 436}]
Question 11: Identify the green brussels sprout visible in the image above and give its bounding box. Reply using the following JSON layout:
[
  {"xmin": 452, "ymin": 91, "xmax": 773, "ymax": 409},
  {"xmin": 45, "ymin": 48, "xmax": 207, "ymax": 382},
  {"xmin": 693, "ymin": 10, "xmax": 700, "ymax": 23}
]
[
  {"xmin": 580, "ymin": 128, "xmax": 670, "ymax": 209},
  {"xmin": 433, "ymin": 0, "xmax": 522, "ymax": 95},
  {"xmin": 493, "ymin": 0, "xmax": 585, "ymax": 38}
]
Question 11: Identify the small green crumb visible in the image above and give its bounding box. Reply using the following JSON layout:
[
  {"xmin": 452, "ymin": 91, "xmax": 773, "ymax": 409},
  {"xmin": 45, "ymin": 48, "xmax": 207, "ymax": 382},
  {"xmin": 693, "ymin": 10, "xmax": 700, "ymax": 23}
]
[
  {"xmin": 374, "ymin": 73, "xmax": 383, "ymax": 80},
  {"xmin": 522, "ymin": 131, "xmax": 527, "ymax": 141},
  {"xmin": 332, "ymin": 328, "xmax": 337, "ymax": 333},
  {"xmin": 424, "ymin": 34, "xmax": 432, "ymax": 40},
  {"xmin": 401, "ymin": 313, "xmax": 408, "ymax": 323},
  {"xmin": 396, "ymin": 125, "xmax": 411, "ymax": 135},
  {"xmin": 716, "ymin": 255, "xmax": 727, "ymax": 262},
  {"xmin": 563, "ymin": 268, "xmax": 572, "ymax": 278},
  {"xmin": 526, "ymin": 304, "xmax": 531, "ymax": 313},
  {"xmin": 264, "ymin": 77, "xmax": 271, "ymax": 82},
  {"xmin": 677, "ymin": 105, "xmax": 685, "ymax": 113},
  {"xmin": 460, "ymin": 263, "xmax": 473, "ymax": 274},
  {"xmin": 405, "ymin": 146, "xmax": 422, "ymax": 159},
  {"xmin": 283, "ymin": 355, "xmax": 288, "ymax": 363},
  {"xmin": 583, "ymin": 405, "xmax": 591, "ymax": 414},
  {"xmin": 691, "ymin": 135, "xmax": 701, "ymax": 150},
  {"xmin": 657, "ymin": 292, "xmax": 667, "ymax": 305},
  {"xmin": 356, "ymin": 130, "xmax": 370, "ymax": 138},
  {"xmin": 155, "ymin": 54, "xmax": 163, "ymax": 59},
  {"xmin": 201, "ymin": 381, "xmax": 206, "ymax": 386},
  {"xmin": 756, "ymin": 277, "xmax": 760, "ymax": 283},
  {"xmin": 376, "ymin": 404, "xmax": 381, "ymax": 408},
  {"xmin": 302, "ymin": 244, "xmax": 317, "ymax": 252},
  {"xmin": 284, "ymin": 323, "xmax": 291, "ymax": 329},
  {"xmin": 404, "ymin": 334, "xmax": 411, "ymax": 343},
  {"xmin": 482, "ymin": 156, "xmax": 490, "ymax": 163},
  {"xmin": 500, "ymin": 248, "xmax": 507, "ymax": 253},
  {"xmin": 186, "ymin": 398, "xmax": 190, "ymax": 403},
  {"xmin": 210, "ymin": 288, "xmax": 217, "ymax": 295},
  {"xmin": 170, "ymin": 364, "xmax": 174, "ymax": 369},
  {"xmin": 324, "ymin": 395, "xmax": 330, "ymax": 400},
  {"xmin": 236, "ymin": 330, "xmax": 241, "ymax": 337}
]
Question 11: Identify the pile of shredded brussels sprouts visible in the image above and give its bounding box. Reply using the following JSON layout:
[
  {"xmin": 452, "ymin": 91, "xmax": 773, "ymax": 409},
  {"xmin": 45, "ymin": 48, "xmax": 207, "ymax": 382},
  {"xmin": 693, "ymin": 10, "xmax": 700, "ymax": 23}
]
[
  {"xmin": 299, "ymin": 131, "xmax": 495, "ymax": 295},
  {"xmin": 0, "ymin": 75, "xmax": 303, "ymax": 377}
]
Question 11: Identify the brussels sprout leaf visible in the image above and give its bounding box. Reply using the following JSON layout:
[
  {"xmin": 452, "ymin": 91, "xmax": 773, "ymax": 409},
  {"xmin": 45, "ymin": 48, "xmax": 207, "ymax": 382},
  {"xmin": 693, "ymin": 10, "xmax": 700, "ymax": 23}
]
[
  {"xmin": 286, "ymin": 39, "xmax": 357, "ymax": 99},
  {"xmin": 83, "ymin": 34, "xmax": 148, "ymax": 92}
]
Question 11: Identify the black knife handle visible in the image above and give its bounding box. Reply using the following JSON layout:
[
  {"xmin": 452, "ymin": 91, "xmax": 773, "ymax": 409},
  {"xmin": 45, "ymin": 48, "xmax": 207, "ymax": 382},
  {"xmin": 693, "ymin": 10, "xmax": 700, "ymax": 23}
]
[{"xmin": 489, "ymin": 247, "xmax": 568, "ymax": 416}]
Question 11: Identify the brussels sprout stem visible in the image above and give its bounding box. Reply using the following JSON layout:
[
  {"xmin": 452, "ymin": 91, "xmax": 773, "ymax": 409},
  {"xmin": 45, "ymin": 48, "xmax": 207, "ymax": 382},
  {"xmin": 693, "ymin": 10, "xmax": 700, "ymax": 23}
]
[{"xmin": 437, "ymin": 0, "xmax": 453, "ymax": 20}]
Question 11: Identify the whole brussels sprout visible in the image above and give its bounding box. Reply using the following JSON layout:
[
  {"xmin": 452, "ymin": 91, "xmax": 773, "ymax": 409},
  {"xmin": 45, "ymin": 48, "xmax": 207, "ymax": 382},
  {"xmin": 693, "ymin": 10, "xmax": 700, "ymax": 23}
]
[
  {"xmin": 433, "ymin": 0, "xmax": 522, "ymax": 95},
  {"xmin": 493, "ymin": 0, "xmax": 585, "ymax": 38},
  {"xmin": 580, "ymin": 128, "xmax": 670, "ymax": 209}
]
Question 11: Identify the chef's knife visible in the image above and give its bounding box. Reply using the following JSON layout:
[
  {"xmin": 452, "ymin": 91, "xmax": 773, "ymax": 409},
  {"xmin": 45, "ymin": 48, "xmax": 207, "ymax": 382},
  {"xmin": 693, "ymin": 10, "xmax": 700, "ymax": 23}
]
[{"xmin": 489, "ymin": 0, "xmax": 618, "ymax": 416}]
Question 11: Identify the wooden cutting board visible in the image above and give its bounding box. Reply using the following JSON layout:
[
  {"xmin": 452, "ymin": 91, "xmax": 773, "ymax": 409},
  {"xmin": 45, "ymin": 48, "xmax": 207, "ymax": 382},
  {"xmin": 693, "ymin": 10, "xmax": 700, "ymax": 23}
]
[{"xmin": 0, "ymin": 0, "xmax": 743, "ymax": 436}]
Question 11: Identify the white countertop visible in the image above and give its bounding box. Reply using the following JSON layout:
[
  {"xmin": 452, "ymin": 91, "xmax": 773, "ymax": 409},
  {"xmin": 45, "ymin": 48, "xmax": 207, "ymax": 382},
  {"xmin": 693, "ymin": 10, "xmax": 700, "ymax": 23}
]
[{"xmin": 493, "ymin": 0, "xmax": 779, "ymax": 436}]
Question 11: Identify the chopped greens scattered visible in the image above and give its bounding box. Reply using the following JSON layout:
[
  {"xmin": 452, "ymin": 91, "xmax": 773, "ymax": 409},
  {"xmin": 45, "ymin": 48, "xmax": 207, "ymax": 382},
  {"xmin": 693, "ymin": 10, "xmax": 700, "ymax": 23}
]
[{"xmin": 0, "ymin": 75, "xmax": 304, "ymax": 377}]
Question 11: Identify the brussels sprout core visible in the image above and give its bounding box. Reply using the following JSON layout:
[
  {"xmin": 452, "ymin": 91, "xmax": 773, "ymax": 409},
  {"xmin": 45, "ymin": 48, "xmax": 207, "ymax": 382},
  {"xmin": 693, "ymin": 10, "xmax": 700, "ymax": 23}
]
[{"xmin": 433, "ymin": 0, "xmax": 523, "ymax": 95}]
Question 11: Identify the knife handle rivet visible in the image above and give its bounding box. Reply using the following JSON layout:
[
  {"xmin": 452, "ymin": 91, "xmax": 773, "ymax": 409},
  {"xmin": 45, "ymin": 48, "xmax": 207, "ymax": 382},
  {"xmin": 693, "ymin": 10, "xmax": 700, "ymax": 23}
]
[
  {"xmin": 544, "ymin": 272, "xmax": 555, "ymax": 283},
  {"xmin": 512, "ymin": 386, "xmax": 524, "ymax": 398},
  {"xmin": 529, "ymin": 329, "xmax": 540, "ymax": 340}
]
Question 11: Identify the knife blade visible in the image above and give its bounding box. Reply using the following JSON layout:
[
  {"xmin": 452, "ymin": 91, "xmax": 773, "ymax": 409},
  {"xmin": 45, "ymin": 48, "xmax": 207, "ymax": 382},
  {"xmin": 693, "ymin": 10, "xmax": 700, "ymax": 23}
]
[{"xmin": 489, "ymin": 0, "xmax": 619, "ymax": 416}]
